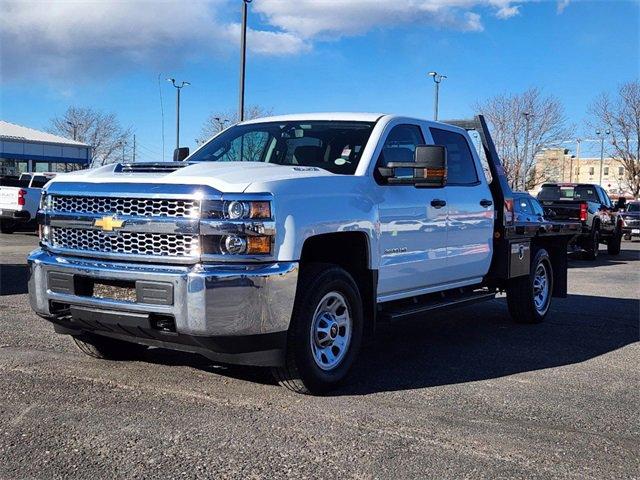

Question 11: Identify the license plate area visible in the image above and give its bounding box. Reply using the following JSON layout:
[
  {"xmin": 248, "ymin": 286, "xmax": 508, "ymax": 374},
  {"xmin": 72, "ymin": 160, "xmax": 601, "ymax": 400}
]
[{"xmin": 47, "ymin": 272, "xmax": 173, "ymax": 306}]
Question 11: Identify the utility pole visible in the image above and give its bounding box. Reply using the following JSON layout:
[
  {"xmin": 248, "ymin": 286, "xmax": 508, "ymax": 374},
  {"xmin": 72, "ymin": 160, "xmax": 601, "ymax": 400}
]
[
  {"xmin": 572, "ymin": 138, "xmax": 581, "ymax": 183},
  {"xmin": 167, "ymin": 78, "xmax": 191, "ymax": 150},
  {"xmin": 133, "ymin": 134, "xmax": 136, "ymax": 162},
  {"xmin": 427, "ymin": 71, "xmax": 447, "ymax": 121},
  {"xmin": 522, "ymin": 112, "xmax": 532, "ymax": 191},
  {"xmin": 239, "ymin": 0, "xmax": 251, "ymax": 122},
  {"xmin": 596, "ymin": 129, "xmax": 611, "ymax": 187}
]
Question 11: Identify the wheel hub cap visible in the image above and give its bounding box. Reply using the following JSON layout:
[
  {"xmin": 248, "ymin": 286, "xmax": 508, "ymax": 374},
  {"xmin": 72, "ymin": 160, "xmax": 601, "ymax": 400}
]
[
  {"xmin": 310, "ymin": 292, "xmax": 352, "ymax": 371},
  {"xmin": 533, "ymin": 262, "xmax": 550, "ymax": 314}
]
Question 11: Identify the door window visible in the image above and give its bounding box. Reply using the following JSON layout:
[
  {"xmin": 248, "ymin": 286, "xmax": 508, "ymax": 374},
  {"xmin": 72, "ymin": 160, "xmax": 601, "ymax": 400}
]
[
  {"xmin": 429, "ymin": 128, "xmax": 479, "ymax": 185},
  {"xmin": 378, "ymin": 124, "xmax": 425, "ymax": 180}
]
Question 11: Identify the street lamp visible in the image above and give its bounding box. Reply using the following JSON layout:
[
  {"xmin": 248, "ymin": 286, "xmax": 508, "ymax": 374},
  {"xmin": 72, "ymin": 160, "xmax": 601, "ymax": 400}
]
[
  {"xmin": 213, "ymin": 117, "xmax": 229, "ymax": 132},
  {"xmin": 167, "ymin": 78, "xmax": 191, "ymax": 150},
  {"xmin": 522, "ymin": 111, "xmax": 532, "ymax": 191},
  {"xmin": 66, "ymin": 121, "xmax": 82, "ymax": 141},
  {"xmin": 427, "ymin": 71, "xmax": 447, "ymax": 121},
  {"xmin": 239, "ymin": 0, "xmax": 252, "ymax": 122},
  {"xmin": 596, "ymin": 128, "xmax": 611, "ymax": 187}
]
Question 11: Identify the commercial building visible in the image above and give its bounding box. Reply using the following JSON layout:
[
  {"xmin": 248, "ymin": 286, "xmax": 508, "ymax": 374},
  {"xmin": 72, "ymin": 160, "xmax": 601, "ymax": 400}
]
[
  {"xmin": 0, "ymin": 120, "xmax": 91, "ymax": 175},
  {"xmin": 531, "ymin": 148, "xmax": 632, "ymax": 199}
]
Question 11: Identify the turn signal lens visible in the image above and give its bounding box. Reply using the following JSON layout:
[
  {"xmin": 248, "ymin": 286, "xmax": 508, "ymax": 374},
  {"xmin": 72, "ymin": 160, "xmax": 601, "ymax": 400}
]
[
  {"xmin": 247, "ymin": 236, "xmax": 271, "ymax": 254},
  {"xmin": 249, "ymin": 201, "xmax": 271, "ymax": 219}
]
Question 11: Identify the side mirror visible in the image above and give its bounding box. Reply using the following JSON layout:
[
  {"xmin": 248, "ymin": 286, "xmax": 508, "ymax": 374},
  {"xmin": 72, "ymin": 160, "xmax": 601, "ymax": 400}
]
[
  {"xmin": 413, "ymin": 145, "xmax": 447, "ymax": 188},
  {"xmin": 378, "ymin": 145, "xmax": 447, "ymax": 188},
  {"xmin": 173, "ymin": 147, "xmax": 190, "ymax": 161}
]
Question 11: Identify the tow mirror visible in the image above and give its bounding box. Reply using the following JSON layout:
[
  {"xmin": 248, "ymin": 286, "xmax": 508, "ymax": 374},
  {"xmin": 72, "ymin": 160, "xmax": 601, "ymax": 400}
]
[
  {"xmin": 412, "ymin": 145, "xmax": 447, "ymax": 188},
  {"xmin": 379, "ymin": 145, "xmax": 447, "ymax": 188},
  {"xmin": 173, "ymin": 147, "xmax": 190, "ymax": 161}
]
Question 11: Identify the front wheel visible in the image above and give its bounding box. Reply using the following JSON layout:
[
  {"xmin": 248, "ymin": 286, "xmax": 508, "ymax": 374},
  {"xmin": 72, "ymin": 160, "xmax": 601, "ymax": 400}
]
[
  {"xmin": 607, "ymin": 228, "xmax": 622, "ymax": 255},
  {"xmin": 506, "ymin": 248, "xmax": 554, "ymax": 324},
  {"xmin": 272, "ymin": 263, "xmax": 363, "ymax": 394}
]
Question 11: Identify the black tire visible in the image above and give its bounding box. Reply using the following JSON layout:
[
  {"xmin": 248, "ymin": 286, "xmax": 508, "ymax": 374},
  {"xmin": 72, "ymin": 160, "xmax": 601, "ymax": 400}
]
[
  {"xmin": 583, "ymin": 228, "xmax": 600, "ymax": 260},
  {"xmin": 0, "ymin": 220, "xmax": 16, "ymax": 234},
  {"xmin": 607, "ymin": 228, "xmax": 622, "ymax": 255},
  {"xmin": 272, "ymin": 263, "xmax": 363, "ymax": 394},
  {"xmin": 506, "ymin": 248, "xmax": 554, "ymax": 324},
  {"xmin": 73, "ymin": 334, "xmax": 148, "ymax": 360},
  {"xmin": 623, "ymin": 233, "xmax": 632, "ymax": 241}
]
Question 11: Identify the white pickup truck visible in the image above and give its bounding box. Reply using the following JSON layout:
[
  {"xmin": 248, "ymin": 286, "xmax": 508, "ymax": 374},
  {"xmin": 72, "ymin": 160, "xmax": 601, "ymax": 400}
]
[
  {"xmin": 0, "ymin": 173, "xmax": 55, "ymax": 233},
  {"xmin": 28, "ymin": 113, "xmax": 578, "ymax": 393}
]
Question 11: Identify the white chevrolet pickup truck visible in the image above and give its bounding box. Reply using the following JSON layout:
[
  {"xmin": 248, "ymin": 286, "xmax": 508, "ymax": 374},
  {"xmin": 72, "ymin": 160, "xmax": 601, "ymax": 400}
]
[{"xmin": 28, "ymin": 113, "xmax": 579, "ymax": 393}]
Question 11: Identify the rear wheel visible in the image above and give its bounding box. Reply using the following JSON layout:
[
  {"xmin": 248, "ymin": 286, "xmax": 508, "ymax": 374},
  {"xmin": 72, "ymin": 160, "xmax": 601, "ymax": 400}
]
[
  {"xmin": 623, "ymin": 233, "xmax": 632, "ymax": 241},
  {"xmin": 0, "ymin": 220, "xmax": 16, "ymax": 234},
  {"xmin": 583, "ymin": 229, "xmax": 600, "ymax": 260},
  {"xmin": 506, "ymin": 248, "xmax": 553, "ymax": 324},
  {"xmin": 272, "ymin": 263, "xmax": 363, "ymax": 394},
  {"xmin": 73, "ymin": 334, "xmax": 148, "ymax": 360}
]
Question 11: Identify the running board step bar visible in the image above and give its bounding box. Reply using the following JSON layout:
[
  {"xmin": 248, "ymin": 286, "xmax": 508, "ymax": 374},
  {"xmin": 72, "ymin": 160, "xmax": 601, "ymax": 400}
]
[{"xmin": 380, "ymin": 289, "xmax": 497, "ymax": 322}]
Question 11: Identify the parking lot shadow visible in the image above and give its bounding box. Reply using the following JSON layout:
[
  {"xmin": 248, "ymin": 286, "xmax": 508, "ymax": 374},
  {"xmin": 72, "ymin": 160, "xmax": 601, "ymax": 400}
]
[
  {"xmin": 336, "ymin": 293, "xmax": 639, "ymax": 396},
  {"xmin": 568, "ymin": 246, "xmax": 640, "ymax": 268},
  {"xmin": 0, "ymin": 264, "xmax": 30, "ymax": 296}
]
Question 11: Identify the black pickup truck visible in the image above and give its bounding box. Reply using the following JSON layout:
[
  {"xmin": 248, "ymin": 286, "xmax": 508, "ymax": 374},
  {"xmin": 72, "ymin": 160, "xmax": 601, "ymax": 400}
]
[{"xmin": 537, "ymin": 183, "xmax": 622, "ymax": 259}]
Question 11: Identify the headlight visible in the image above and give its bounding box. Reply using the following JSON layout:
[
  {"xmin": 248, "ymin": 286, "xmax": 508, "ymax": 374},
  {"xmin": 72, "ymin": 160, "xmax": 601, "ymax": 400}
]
[
  {"xmin": 39, "ymin": 192, "xmax": 51, "ymax": 210},
  {"xmin": 225, "ymin": 200, "xmax": 271, "ymax": 220}
]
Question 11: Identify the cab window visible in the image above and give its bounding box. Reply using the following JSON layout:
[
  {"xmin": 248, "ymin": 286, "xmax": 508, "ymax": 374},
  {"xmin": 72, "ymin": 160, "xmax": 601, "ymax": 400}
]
[
  {"xmin": 377, "ymin": 124, "xmax": 425, "ymax": 180},
  {"xmin": 429, "ymin": 128, "xmax": 479, "ymax": 185}
]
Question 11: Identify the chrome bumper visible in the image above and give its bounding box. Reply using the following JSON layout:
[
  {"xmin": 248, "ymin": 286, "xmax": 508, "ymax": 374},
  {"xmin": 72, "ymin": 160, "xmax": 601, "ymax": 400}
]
[{"xmin": 28, "ymin": 248, "xmax": 298, "ymax": 337}]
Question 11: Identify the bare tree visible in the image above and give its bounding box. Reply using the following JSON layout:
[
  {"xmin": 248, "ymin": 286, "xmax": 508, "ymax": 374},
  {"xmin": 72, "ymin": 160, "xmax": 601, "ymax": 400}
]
[
  {"xmin": 589, "ymin": 80, "xmax": 640, "ymax": 198},
  {"xmin": 196, "ymin": 105, "xmax": 273, "ymax": 146},
  {"xmin": 474, "ymin": 88, "xmax": 572, "ymax": 190},
  {"xmin": 48, "ymin": 107, "xmax": 133, "ymax": 166}
]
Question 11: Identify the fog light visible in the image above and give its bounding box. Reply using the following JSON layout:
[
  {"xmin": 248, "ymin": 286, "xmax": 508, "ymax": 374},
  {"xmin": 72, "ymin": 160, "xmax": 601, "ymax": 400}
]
[{"xmin": 221, "ymin": 235, "xmax": 247, "ymax": 254}]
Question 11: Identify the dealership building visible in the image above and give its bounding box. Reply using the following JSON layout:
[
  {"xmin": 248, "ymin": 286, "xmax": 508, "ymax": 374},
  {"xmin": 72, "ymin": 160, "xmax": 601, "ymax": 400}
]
[{"xmin": 0, "ymin": 120, "xmax": 91, "ymax": 175}]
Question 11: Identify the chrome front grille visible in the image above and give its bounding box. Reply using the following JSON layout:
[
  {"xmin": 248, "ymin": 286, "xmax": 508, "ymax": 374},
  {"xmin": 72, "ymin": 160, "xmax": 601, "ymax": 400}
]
[
  {"xmin": 51, "ymin": 227, "xmax": 199, "ymax": 258},
  {"xmin": 51, "ymin": 195, "xmax": 199, "ymax": 218}
]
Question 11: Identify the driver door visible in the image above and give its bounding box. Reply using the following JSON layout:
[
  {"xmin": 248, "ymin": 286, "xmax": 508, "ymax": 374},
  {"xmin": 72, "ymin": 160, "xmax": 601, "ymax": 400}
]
[{"xmin": 376, "ymin": 124, "xmax": 449, "ymax": 301}]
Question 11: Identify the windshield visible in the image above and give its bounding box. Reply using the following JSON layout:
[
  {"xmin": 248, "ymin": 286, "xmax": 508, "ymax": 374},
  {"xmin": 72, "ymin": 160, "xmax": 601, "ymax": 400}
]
[
  {"xmin": 538, "ymin": 185, "xmax": 600, "ymax": 202},
  {"xmin": 626, "ymin": 202, "xmax": 640, "ymax": 212},
  {"xmin": 188, "ymin": 121, "xmax": 376, "ymax": 175}
]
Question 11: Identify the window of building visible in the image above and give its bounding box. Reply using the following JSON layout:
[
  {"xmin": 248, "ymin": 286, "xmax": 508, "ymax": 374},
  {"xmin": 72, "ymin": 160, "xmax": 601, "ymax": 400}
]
[
  {"xmin": 429, "ymin": 128, "xmax": 479, "ymax": 185},
  {"xmin": 589, "ymin": 166, "xmax": 595, "ymax": 175},
  {"xmin": 604, "ymin": 166, "xmax": 609, "ymax": 176},
  {"xmin": 619, "ymin": 166, "xmax": 625, "ymax": 176}
]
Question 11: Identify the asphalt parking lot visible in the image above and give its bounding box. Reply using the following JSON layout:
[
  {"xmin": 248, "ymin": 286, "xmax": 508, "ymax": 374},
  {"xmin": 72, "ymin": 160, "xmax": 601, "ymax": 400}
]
[{"xmin": 0, "ymin": 232, "xmax": 638, "ymax": 479}]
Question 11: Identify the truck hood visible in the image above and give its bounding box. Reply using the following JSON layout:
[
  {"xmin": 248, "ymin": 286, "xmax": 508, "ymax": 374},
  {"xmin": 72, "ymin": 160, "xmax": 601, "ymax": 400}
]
[{"xmin": 49, "ymin": 161, "xmax": 334, "ymax": 193}]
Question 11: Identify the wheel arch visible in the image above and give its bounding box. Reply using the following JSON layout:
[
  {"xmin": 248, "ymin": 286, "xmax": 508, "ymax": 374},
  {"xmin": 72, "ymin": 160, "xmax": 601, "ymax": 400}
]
[{"xmin": 299, "ymin": 232, "xmax": 377, "ymax": 338}]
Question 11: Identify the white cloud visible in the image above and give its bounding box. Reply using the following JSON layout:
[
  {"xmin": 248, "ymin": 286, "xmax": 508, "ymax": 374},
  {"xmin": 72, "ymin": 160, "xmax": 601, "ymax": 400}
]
[
  {"xmin": 557, "ymin": 0, "xmax": 571, "ymax": 14},
  {"xmin": 0, "ymin": 0, "xmax": 529, "ymax": 82}
]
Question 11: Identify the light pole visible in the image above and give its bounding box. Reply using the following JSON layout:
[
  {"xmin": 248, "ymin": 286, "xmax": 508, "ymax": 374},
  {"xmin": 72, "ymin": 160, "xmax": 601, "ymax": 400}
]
[
  {"xmin": 167, "ymin": 78, "xmax": 191, "ymax": 150},
  {"xmin": 522, "ymin": 112, "xmax": 532, "ymax": 191},
  {"xmin": 213, "ymin": 117, "xmax": 229, "ymax": 132},
  {"xmin": 239, "ymin": 0, "xmax": 252, "ymax": 122},
  {"xmin": 66, "ymin": 121, "xmax": 82, "ymax": 141},
  {"xmin": 427, "ymin": 71, "xmax": 447, "ymax": 121},
  {"xmin": 596, "ymin": 128, "xmax": 611, "ymax": 187}
]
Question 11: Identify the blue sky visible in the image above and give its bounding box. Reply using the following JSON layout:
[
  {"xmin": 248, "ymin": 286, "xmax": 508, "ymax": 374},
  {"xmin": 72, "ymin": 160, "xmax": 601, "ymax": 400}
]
[{"xmin": 1, "ymin": 0, "xmax": 638, "ymax": 161}]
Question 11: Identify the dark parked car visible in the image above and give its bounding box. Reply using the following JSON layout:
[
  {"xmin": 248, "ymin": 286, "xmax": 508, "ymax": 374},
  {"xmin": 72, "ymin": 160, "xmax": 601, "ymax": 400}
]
[
  {"xmin": 620, "ymin": 201, "xmax": 640, "ymax": 241},
  {"xmin": 537, "ymin": 183, "xmax": 622, "ymax": 260}
]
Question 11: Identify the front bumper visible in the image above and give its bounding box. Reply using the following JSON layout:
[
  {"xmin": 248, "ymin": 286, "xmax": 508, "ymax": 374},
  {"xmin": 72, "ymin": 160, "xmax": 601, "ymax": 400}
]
[{"xmin": 28, "ymin": 248, "xmax": 298, "ymax": 366}]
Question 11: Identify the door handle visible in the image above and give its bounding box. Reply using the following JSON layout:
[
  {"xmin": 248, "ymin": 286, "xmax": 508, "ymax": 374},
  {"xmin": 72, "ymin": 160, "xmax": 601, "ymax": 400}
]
[
  {"xmin": 480, "ymin": 199, "xmax": 493, "ymax": 207},
  {"xmin": 430, "ymin": 199, "xmax": 447, "ymax": 208}
]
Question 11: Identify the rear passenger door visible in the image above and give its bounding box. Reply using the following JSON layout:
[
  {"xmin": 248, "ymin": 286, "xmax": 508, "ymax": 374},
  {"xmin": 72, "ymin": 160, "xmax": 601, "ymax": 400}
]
[{"xmin": 429, "ymin": 127, "xmax": 494, "ymax": 283}]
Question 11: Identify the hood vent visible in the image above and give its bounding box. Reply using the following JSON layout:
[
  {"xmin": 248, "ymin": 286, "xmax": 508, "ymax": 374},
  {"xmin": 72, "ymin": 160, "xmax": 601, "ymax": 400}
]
[{"xmin": 115, "ymin": 162, "xmax": 193, "ymax": 174}]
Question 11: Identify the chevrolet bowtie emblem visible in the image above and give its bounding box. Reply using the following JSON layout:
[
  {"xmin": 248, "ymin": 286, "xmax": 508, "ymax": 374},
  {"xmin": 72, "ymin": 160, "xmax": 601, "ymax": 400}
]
[{"xmin": 94, "ymin": 216, "xmax": 125, "ymax": 232}]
